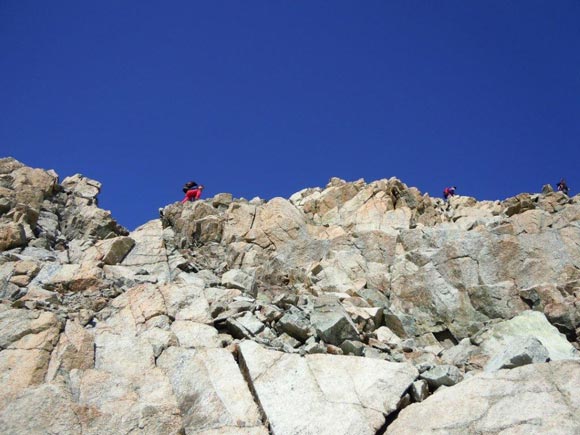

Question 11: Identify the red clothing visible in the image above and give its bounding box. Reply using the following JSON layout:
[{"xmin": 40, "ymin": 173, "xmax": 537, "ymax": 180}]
[{"xmin": 181, "ymin": 188, "xmax": 202, "ymax": 203}]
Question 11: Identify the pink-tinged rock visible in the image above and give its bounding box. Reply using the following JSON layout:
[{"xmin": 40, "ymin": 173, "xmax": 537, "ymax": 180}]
[{"xmin": 46, "ymin": 320, "xmax": 94, "ymax": 381}]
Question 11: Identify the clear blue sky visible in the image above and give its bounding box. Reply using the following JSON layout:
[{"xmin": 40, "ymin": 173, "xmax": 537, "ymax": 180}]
[{"xmin": 2, "ymin": 1, "xmax": 579, "ymax": 230}]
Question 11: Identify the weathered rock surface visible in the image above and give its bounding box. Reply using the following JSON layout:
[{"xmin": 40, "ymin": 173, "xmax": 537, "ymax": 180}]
[
  {"xmin": 0, "ymin": 222, "xmax": 26, "ymax": 251},
  {"xmin": 387, "ymin": 360, "xmax": 580, "ymax": 434},
  {"xmin": 239, "ymin": 340, "xmax": 418, "ymax": 435},
  {"xmin": 157, "ymin": 346, "xmax": 267, "ymax": 434},
  {"xmin": 475, "ymin": 310, "xmax": 579, "ymax": 364},
  {"xmin": 2, "ymin": 158, "xmax": 580, "ymax": 434},
  {"xmin": 484, "ymin": 335, "xmax": 550, "ymax": 372},
  {"xmin": 420, "ymin": 364, "xmax": 463, "ymax": 389}
]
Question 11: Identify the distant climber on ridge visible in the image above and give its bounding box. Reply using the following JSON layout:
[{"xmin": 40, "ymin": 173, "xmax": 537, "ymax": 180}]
[
  {"xmin": 181, "ymin": 181, "xmax": 204, "ymax": 203},
  {"xmin": 557, "ymin": 178, "xmax": 569, "ymax": 195},
  {"xmin": 443, "ymin": 186, "xmax": 456, "ymax": 200}
]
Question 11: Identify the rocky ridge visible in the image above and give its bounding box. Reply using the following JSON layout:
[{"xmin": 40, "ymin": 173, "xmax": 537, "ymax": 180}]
[{"xmin": 1, "ymin": 156, "xmax": 579, "ymax": 434}]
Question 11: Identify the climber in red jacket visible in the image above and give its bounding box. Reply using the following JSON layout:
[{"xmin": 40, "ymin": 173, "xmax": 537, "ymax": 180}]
[
  {"xmin": 443, "ymin": 186, "xmax": 456, "ymax": 200},
  {"xmin": 181, "ymin": 181, "xmax": 204, "ymax": 203}
]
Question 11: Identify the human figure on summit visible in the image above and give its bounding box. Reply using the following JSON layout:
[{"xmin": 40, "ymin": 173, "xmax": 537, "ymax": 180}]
[
  {"xmin": 557, "ymin": 178, "xmax": 569, "ymax": 195},
  {"xmin": 443, "ymin": 186, "xmax": 456, "ymax": 200},
  {"xmin": 181, "ymin": 181, "xmax": 204, "ymax": 203}
]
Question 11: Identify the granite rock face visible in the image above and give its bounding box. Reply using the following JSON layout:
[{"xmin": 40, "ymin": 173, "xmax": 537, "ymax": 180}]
[
  {"xmin": 238, "ymin": 340, "xmax": 418, "ymax": 435},
  {"xmin": 1, "ymin": 158, "xmax": 580, "ymax": 434},
  {"xmin": 387, "ymin": 360, "xmax": 580, "ymax": 435}
]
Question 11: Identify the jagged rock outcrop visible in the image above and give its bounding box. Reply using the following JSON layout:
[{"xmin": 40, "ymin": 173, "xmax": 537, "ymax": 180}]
[
  {"xmin": 1, "ymin": 158, "xmax": 580, "ymax": 434},
  {"xmin": 162, "ymin": 175, "xmax": 580, "ymax": 345}
]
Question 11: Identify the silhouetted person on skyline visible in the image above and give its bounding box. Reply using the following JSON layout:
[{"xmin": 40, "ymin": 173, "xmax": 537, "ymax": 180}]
[
  {"xmin": 443, "ymin": 186, "xmax": 456, "ymax": 200},
  {"xmin": 181, "ymin": 181, "xmax": 204, "ymax": 203},
  {"xmin": 557, "ymin": 178, "xmax": 569, "ymax": 195}
]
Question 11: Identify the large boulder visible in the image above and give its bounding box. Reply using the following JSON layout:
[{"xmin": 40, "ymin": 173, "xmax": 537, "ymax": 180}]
[
  {"xmin": 310, "ymin": 297, "xmax": 360, "ymax": 345},
  {"xmin": 420, "ymin": 365, "xmax": 463, "ymax": 389},
  {"xmin": 0, "ymin": 383, "xmax": 82, "ymax": 435},
  {"xmin": 57, "ymin": 173, "xmax": 128, "ymax": 241},
  {"xmin": 157, "ymin": 346, "xmax": 267, "ymax": 434},
  {"xmin": 122, "ymin": 220, "xmax": 171, "ymax": 282},
  {"xmin": 68, "ymin": 368, "xmax": 183, "ymax": 434},
  {"xmin": 475, "ymin": 310, "xmax": 579, "ymax": 363},
  {"xmin": 82, "ymin": 236, "xmax": 135, "ymax": 265},
  {"xmin": 61, "ymin": 174, "xmax": 101, "ymax": 199},
  {"xmin": 162, "ymin": 201, "xmax": 224, "ymax": 245},
  {"xmin": 0, "ymin": 309, "xmax": 61, "ymax": 408},
  {"xmin": 387, "ymin": 360, "xmax": 580, "ymax": 434},
  {"xmin": 0, "ymin": 222, "xmax": 26, "ymax": 251},
  {"xmin": 238, "ymin": 340, "xmax": 418, "ymax": 435},
  {"xmin": 221, "ymin": 269, "xmax": 256, "ymax": 295},
  {"xmin": 484, "ymin": 336, "xmax": 550, "ymax": 372},
  {"xmin": 0, "ymin": 158, "xmax": 58, "ymax": 212},
  {"xmin": 46, "ymin": 320, "xmax": 95, "ymax": 380},
  {"xmin": 245, "ymin": 197, "xmax": 307, "ymax": 249}
]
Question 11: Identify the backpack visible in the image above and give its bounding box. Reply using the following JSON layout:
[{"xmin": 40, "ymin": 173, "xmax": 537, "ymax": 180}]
[{"xmin": 182, "ymin": 181, "xmax": 198, "ymax": 193}]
